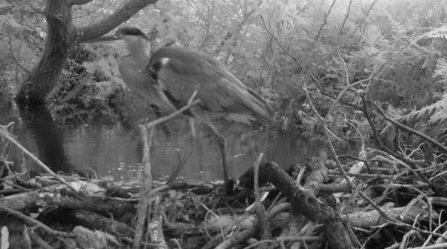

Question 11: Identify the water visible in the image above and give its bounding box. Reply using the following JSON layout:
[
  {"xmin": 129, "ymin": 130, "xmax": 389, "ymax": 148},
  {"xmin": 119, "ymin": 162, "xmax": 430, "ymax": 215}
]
[{"xmin": 1, "ymin": 104, "xmax": 359, "ymax": 183}]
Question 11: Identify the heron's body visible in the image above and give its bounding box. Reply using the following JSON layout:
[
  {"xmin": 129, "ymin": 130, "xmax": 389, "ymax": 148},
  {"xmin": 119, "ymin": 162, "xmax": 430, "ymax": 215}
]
[
  {"xmin": 118, "ymin": 55, "xmax": 175, "ymax": 111},
  {"xmin": 147, "ymin": 47, "xmax": 275, "ymax": 124},
  {"xmin": 87, "ymin": 27, "xmax": 275, "ymax": 185}
]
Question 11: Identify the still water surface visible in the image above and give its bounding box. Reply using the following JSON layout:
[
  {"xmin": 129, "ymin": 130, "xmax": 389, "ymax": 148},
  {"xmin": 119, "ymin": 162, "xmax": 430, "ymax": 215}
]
[{"xmin": 3, "ymin": 110, "xmax": 359, "ymax": 182}]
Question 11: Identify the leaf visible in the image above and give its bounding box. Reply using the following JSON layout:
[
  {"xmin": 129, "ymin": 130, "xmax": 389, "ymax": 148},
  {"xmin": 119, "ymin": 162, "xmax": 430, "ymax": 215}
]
[
  {"xmin": 82, "ymin": 61, "xmax": 98, "ymax": 74},
  {"xmin": 433, "ymin": 58, "xmax": 447, "ymax": 79}
]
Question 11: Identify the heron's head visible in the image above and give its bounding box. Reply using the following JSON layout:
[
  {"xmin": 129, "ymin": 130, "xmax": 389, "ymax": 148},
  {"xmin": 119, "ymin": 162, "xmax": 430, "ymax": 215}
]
[
  {"xmin": 85, "ymin": 27, "xmax": 150, "ymax": 55},
  {"xmin": 113, "ymin": 27, "xmax": 149, "ymax": 44}
]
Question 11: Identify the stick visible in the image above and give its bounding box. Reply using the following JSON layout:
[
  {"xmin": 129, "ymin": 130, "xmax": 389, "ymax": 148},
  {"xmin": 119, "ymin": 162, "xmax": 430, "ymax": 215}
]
[
  {"xmin": 143, "ymin": 91, "xmax": 200, "ymax": 129},
  {"xmin": 0, "ymin": 126, "xmax": 77, "ymax": 192}
]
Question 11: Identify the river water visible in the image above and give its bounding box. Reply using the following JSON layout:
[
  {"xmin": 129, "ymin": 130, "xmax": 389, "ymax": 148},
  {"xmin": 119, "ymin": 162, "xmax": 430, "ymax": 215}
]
[{"xmin": 1, "ymin": 104, "xmax": 359, "ymax": 183}]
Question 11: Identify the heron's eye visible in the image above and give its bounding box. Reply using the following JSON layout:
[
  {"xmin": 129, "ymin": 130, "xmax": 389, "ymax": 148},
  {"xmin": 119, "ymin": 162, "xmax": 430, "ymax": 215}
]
[
  {"xmin": 151, "ymin": 60, "xmax": 163, "ymax": 72},
  {"xmin": 149, "ymin": 60, "xmax": 163, "ymax": 83}
]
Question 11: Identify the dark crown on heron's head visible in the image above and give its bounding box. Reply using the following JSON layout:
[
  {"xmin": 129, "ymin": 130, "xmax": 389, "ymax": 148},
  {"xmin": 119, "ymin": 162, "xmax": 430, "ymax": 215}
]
[{"xmin": 115, "ymin": 27, "xmax": 148, "ymax": 40}]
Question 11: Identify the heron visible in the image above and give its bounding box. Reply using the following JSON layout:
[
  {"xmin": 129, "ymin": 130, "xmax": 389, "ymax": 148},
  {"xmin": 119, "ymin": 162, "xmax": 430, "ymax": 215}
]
[{"xmin": 86, "ymin": 27, "xmax": 275, "ymax": 185}]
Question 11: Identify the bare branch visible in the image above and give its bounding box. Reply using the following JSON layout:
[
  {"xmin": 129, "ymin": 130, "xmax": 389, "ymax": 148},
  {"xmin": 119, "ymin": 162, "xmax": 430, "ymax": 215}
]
[
  {"xmin": 144, "ymin": 94, "xmax": 200, "ymax": 129},
  {"xmin": 8, "ymin": 34, "xmax": 31, "ymax": 75},
  {"xmin": 310, "ymin": 0, "xmax": 338, "ymax": 50},
  {"xmin": 76, "ymin": 0, "xmax": 159, "ymax": 43},
  {"xmin": 134, "ymin": 124, "xmax": 155, "ymax": 248},
  {"xmin": 21, "ymin": 0, "xmax": 45, "ymax": 14},
  {"xmin": 372, "ymin": 101, "xmax": 447, "ymax": 154},
  {"xmin": 0, "ymin": 205, "xmax": 75, "ymax": 238},
  {"xmin": 259, "ymin": 15, "xmax": 303, "ymax": 71},
  {"xmin": 337, "ymin": 0, "xmax": 352, "ymax": 39},
  {"xmin": 350, "ymin": 0, "xmax": 379, "ymax": 35},
  {"xmin": 215, "ymin": 0, "xmax": 262, "ymax": 55},
  {"xmin": 69, "ymin": 0, "xmax": 94, "ymax": 6},
  {"xmin": 0, "ymin": 126, "xmax": 78, "ymax": 193}
]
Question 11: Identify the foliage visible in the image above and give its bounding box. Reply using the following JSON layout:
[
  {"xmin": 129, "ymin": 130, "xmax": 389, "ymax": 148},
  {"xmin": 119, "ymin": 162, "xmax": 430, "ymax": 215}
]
[
  {"xmin": 3, "ymin": 0, "xmax": 447, "ymax": 247},
  {"xmin": 2, "ymin": 0, "xmax": 447, "ymax": 143},
  {"xmin": 0, "ymin": 3, "xmax": 41, "ymax": 96}
]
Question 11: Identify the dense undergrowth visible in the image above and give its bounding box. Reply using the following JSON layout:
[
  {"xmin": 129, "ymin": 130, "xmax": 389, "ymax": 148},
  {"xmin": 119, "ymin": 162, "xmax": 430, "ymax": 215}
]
[
  {"xmin": 1, "ymin": 1, "xmax": 447, "ymax": 247},
  {"xmin": 1, "ymin": 1, "xmax": 446, "ymax": 145}
]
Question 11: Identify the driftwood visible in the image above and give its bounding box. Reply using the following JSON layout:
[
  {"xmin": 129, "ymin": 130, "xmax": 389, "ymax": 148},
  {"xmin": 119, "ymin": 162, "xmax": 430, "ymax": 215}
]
[
  {"xmin": 43, "ymin": 193, "xmax": 135, "ymax": 219},
  {"xmin": 72, "ymin": 210, "xmax": 135, "ymax": 238},
  {"xmin": 0, "ymin": 141, "xmax": 441, "ymax": 249},
  {"xmin": 203, "ymin": 203, "xmax": 292, "ymax": 249},
  {"xmin": 258, "ymin": 162, "xmax": 356, "ymax": 249},
  {"xmin": 73, "ymin": 226, "xmax": 121, "ymax": 249},
  {"xmin": 0, "ymin": 192, "xmax": 40, "ymax": 210},
  {"xmin": 347, "ymin": 197, "xmax": 435, "ymax": 229}
]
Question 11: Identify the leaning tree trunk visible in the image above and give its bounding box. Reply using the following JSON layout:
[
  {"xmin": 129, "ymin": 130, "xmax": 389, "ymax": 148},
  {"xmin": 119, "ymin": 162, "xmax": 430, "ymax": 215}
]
[
  {"xmin": 16, "ymin": 0, "xmax": 159, "ymax": 106},
  {"xmin": 16, "ymin": 0, "xmax": 73, "ymax": 105}
]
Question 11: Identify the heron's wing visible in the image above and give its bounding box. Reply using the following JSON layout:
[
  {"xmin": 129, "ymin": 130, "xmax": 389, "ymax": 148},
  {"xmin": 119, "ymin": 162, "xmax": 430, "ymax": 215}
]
[
  {"xmin": 153, "ymin": 54, "xmax": 274, "ymax": 123},
  {"xmin": 119, "ymin": 56, "xmax": 176, "ymax": 111}
]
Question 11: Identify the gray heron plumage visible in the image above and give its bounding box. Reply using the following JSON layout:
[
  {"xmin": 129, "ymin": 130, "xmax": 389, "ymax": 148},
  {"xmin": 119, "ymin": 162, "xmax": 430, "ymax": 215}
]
[{"xmin": 86, "ymin": 27, "xmax": 275, "ymax": 185}]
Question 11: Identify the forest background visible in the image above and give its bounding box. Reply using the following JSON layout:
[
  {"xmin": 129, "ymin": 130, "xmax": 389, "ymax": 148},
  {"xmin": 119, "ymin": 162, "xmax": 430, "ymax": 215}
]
[
  {"xmin": 0, "ymin": 0, "xmax": 446, "ymax": 163},
  {"xmin": 2, "ymin": 0, "xmax": 447, "ymax": 248}
]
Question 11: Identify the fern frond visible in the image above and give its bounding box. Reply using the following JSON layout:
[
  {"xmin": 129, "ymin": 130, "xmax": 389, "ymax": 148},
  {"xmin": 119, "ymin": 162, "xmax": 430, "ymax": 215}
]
[
  {"xmin": 433, "ymin": 57, "xmax": 447, "ymax": 78},
  {"xmin": 421, "ymin": 26, "xmax": 447, "ymax": 40},
  {"xmin": 396, "ymin": 93, "xmax": 447, "ymax": 124},
  {"xmin": 429, "ymin": 94, "xmax": 447, "ymax": 123},
  {"xmin": 388, "ymin": 15, "xmax": 406, "ymax": 36}
]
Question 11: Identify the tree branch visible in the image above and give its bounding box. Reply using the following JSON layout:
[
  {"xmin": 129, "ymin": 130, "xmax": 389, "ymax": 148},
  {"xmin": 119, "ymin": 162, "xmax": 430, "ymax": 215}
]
[
  {"xmin": 8, "ymin": 34, "xmax": 31, "ymax": 75},
  {"xmin": 372, "ymin": 101, "xmax": 447, "ymax": 154},
  {"xmin": 0, "ymin": 126, "xmax": 78, "ymax": 193},
  {"xmin": 0, "ymin": 205, "xmax": 75, "ymax": 238},
  {"xmin": 76, "ymin": 0, "xmax": 159, "ymax": 43},
  {"xmin": 69, "ymin": 0, "xmax": 94, "ymax": 6},
  {"xmin": 143, "ymin": 92, "xmax": 200, "ymax": 129}
]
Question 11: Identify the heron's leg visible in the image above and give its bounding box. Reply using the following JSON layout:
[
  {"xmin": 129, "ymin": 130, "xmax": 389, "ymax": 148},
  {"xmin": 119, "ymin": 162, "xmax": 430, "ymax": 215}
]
[
  {"xmin": 201, "ymin": 119, "xmax": 229, "ymax": 184},
  {"xmin": 167, "ymin": 118, "xmax": 196, "ymax": 184}
]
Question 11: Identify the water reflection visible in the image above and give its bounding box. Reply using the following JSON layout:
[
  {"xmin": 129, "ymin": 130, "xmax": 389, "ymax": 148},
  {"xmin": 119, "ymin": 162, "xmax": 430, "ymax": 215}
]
[{"xmin": 4, "ymin": 116, "xmax": 358, "ymax": 183}]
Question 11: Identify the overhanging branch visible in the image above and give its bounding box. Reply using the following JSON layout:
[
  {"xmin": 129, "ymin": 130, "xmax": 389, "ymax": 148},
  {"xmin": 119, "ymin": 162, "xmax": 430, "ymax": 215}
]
[
  {"xmin": 69, "ymin": 0, "xmax": 94, "ymax": 6},
  {"xmin": 75, "ymin": 0, "xmax": 159, "ymax": 43}
]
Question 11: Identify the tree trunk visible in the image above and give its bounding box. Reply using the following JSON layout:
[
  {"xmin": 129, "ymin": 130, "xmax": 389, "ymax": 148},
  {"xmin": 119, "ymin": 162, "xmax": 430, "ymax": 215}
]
[
  {"xmin": 16, "ymin": 0, "xmax": 73, "ymax": 105},
  {"xmin": 16, "ymin": 0, "xmax": 159, "ymax": 106}
]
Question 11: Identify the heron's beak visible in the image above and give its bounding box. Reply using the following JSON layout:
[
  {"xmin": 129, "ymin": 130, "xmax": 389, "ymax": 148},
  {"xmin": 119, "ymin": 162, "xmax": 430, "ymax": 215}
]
[{"xmin": 84, "ymin": 35, "xmax": 123, "ymax": 45}]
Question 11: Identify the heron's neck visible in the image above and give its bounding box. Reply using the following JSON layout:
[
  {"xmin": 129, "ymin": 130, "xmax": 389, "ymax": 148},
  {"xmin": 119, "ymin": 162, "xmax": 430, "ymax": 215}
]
[{"xmin": 127, "ymin": 39, "xmax": 151, "ymax": 67}]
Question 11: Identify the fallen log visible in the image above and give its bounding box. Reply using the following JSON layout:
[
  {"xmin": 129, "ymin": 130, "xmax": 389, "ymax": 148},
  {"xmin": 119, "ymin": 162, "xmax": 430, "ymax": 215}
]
[
  {"xmin": 72, "ymin": 210, "xmax": 134, "ymax": 238},
  {"xmin": 258, "ymin": 162, "xmax": 356, "ymax": 249}
]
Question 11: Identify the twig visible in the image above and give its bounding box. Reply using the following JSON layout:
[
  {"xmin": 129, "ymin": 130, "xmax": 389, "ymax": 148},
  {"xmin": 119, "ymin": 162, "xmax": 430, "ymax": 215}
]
[
  {"xmin": 213, "ymin": 203, "xmax": 291, "ymax": 249},
  {"xmin": 407, "ymin": 242, "xmax": 447, "ymax": 249},
  {"xmin": 133, "ymin": 91, "xmax": 199, "ymax": 248},
  {"xmin": 310, "ymin": 0, "xmax": 338, "ymax": 50},
  {"xmin": 253, "ymin": 153, "xmax": 271, "ymax": 245},
  {"xmin": 359, "ymin": 190, "xmax": 447, "ymax": 241},
  {"xmin": 1, "ymin": 122, "xmax": 14, "ymax": 156},
  {"xmin": 277, "ymin": 236, "xmax": 323, "ymax": 243},
  {"xmin": 371, "ymin": 101, "xmax": 447, "ymax": 154},
  {"xmin": 143, "ymin": 92, "xmax": 200, "ymax": 129},
  {"xmin": 259, "ymin": 15, "xmax": 303, "ymax": 71},
  {"xmin": 191, "ymin": 194, "xmax": 226, "ymax": 239},
  {"xmin": 0, "ymin": 205, "xmax": 75, "ymax": 238},
  {"xmin": 350, "ymin": 0, "xmax": 379, "ymax": 36},
  {"xmin": 133, "ymin": 125, "xmax": 155, "ymax": 248},
  {"xmin": 254, "ymin": 153, "xmax": 264, "ymax": 205},
  {"xmin": 360, "ymin": 96, "xmax": 433, "ymax": 189},
  {"xmin": 243, "ymin": 240, "xmax": 277, "ymax": 249},
  {"xmin": 8, "ymin": 33, "xmax": 31, "ymax": 75},
  {"xmin": 337, "ymin": 0, "xmax": 353, "ymax": 39},
  {"xmin": 20, "ymin": 1, "xmax": 44, "ymax": 14},
  {"xmin": 0, "ymin": 126, "xmax": 78, "ymax": 192}
]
